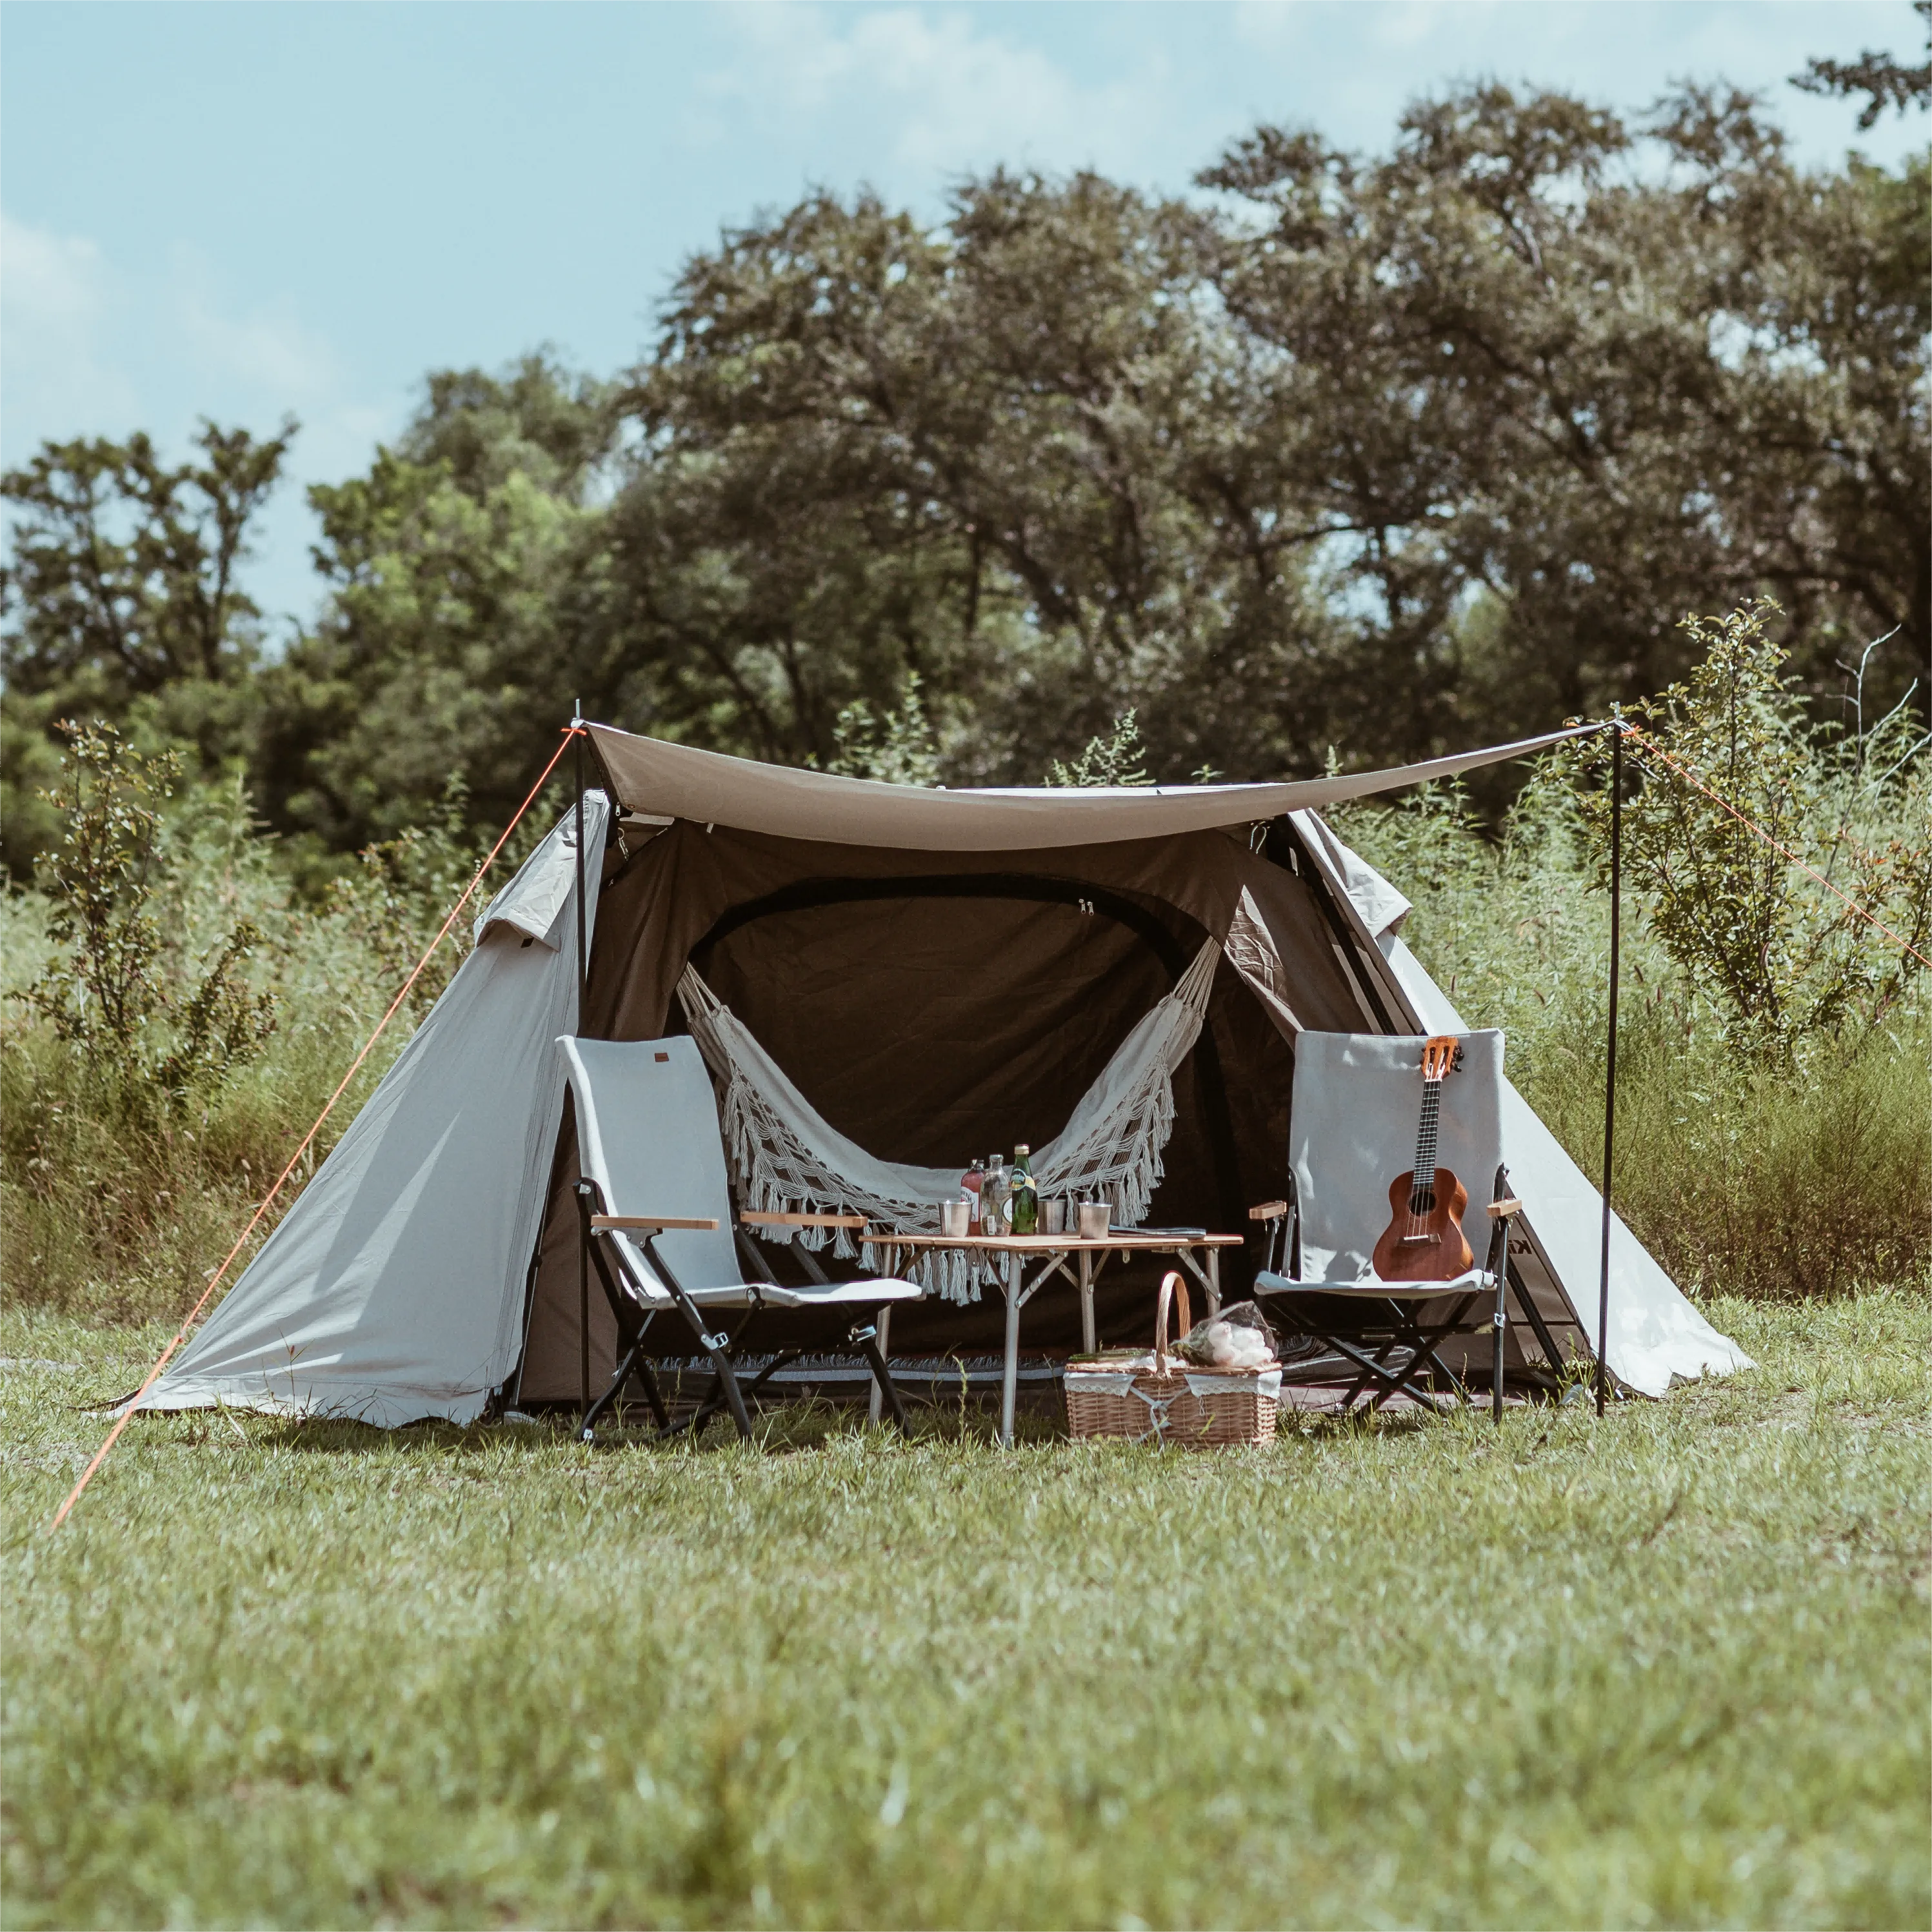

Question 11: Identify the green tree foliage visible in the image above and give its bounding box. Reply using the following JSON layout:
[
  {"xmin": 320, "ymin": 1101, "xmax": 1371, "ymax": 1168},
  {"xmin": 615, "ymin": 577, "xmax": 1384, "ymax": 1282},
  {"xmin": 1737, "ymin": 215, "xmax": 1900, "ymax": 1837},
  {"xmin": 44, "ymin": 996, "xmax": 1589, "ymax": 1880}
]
[
  {"xmin": 1792, "ymin": 0, "xmax": 1931, "ymax": 128},
  {"xmin": 253, "ymin": 355, "xmax": 616, "ymax": 854},
  {"xmin": 1, "ymin": 83, "xmax": 1925, "ymax": 867},
  {"xmin": 1198, "ymin": 88, "xmax": 1929, "ymax": 761},
  {"xmin": 610, "ymin": 172, "xmax": 1344, "ymax": 790},
  {"xmin": 1, "ymin": 420, "xmax": 295, "ymax": 874}
]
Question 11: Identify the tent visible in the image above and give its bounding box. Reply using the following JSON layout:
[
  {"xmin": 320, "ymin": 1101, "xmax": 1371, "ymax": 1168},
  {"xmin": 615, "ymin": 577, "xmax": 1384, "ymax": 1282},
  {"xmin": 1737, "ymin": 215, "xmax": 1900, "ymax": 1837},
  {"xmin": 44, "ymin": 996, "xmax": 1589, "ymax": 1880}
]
[{"xmin": 136, "ymin": 724, "xmax": 1749, "ymax": 1426}]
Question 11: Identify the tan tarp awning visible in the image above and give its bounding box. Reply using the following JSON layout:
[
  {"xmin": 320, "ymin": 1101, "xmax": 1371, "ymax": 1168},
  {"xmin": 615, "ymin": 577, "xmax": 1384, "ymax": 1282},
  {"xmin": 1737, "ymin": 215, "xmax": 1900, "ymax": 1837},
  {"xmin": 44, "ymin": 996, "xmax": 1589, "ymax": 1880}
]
[{"xmin": 586, "ymin": 722, "xmax": 1598, "ymax": 851}]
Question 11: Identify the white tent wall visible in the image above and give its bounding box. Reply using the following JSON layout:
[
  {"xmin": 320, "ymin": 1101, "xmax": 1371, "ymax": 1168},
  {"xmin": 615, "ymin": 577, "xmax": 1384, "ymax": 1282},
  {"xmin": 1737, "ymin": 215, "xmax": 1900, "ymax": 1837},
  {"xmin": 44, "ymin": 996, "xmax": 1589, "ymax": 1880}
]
[
  {"xmin": 1291, "ymin": 811, "xmax": 1751, "ymax": 1398},
  {"xmin": 132, "ymin": 795, "xmax": 611, "ymax": 1427}
]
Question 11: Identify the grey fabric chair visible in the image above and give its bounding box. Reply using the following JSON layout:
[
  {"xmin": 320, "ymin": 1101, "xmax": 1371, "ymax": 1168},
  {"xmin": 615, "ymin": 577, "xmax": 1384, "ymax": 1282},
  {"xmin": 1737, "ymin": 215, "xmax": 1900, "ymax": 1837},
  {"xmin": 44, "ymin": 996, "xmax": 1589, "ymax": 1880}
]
[
  {"xmin": 1252, "ymin": 1030, "xmax": 1525, "ymax": 1416},
  {"xmin": 559, "ymin": 1035, "xmax": 923, "ymax": 1441}
]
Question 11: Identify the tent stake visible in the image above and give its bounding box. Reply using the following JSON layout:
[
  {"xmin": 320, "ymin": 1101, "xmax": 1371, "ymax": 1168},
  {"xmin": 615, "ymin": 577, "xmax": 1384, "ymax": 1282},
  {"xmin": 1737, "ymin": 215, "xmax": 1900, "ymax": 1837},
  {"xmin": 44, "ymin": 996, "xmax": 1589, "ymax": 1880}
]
[
  {"xmin": 1597, "ymin": 712, "xmax": 1622, "ymax": 1419},
  {"xmin": 575, "ymin": 701, "xmax": 589, "ymax": 1424}
]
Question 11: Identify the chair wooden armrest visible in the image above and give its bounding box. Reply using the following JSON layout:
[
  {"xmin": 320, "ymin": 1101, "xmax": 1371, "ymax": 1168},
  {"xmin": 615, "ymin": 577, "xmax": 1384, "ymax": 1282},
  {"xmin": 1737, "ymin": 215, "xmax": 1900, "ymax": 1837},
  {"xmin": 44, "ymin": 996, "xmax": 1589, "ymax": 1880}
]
[
  {"xmin": 1486, "ymin": 1197, "xmax": 1524, "ymax": 1221},
  {"xmin": 590, "ymin": 1215, "xmax": 721, "ymax": 1231},
  {"xmin": 741, "ymin": 1209, "xmax": 868, "ymax": 1231},
  {"xmin": 1248, "ymin": 1200, "xmax": 1289, "ymax": 1222}
]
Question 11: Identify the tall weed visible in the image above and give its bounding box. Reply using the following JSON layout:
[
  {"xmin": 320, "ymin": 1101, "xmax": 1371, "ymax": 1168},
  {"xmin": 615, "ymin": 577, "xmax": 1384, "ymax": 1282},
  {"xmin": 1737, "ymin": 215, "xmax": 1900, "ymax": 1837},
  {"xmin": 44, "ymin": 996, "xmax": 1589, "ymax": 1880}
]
[{"xmin": 1, "ymin": 767, "xmax": 541, "ymax": 1322}]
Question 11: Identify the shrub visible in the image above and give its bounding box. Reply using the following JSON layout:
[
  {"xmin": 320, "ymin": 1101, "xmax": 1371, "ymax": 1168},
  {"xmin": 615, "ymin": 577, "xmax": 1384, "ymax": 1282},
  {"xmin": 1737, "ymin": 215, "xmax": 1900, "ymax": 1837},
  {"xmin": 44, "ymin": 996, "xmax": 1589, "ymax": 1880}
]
[{"xmin": 18, "ymin": 723, "xmax": 275, "ymax": 1117}]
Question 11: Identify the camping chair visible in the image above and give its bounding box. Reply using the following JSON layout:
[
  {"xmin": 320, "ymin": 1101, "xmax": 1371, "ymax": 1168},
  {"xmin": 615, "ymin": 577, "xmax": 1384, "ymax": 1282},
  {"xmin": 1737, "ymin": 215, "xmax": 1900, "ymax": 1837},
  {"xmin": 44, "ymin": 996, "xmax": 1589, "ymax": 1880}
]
[
  {"xmin": 559, "ymin": 1035, "xmax": 924, "ymax": 1443},
  {"xmin": 1251, "ymin": 1030, "xmax": 1528, "ymax": 1419}
]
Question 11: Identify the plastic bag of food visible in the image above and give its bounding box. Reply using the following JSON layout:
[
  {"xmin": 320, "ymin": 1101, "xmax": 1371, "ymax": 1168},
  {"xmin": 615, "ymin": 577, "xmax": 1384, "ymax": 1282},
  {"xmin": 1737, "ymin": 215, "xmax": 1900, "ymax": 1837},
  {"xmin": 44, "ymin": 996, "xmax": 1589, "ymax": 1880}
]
[{"xmin": 1173, "ymin": 1299, "xmax": 1278, "ymax": 1369}]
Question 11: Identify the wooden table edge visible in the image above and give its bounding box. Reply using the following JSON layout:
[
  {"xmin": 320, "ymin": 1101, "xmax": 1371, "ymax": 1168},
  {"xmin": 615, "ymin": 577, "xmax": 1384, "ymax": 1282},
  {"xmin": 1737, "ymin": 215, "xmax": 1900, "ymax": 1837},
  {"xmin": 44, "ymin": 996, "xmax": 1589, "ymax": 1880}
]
[{"xmin": 856, "ymin": 1231, "xmax": 1244, "ymax": 1250}]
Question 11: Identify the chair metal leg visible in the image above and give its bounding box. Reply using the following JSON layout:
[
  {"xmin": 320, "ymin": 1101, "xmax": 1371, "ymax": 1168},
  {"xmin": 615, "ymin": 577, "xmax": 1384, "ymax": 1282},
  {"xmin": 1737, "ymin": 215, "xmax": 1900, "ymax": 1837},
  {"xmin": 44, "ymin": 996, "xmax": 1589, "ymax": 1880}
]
[
  {"xmin": 1488, "ymin": 1224, "xmax": 1511, "ymax": 1425},
  {"xmin": 633, "ymin": 1231, "xmax": 754, "ymax": 1441},
  {"xmin": 1507, "ymin": 1258, "xmax": 1568, "ymax": 1384},
  {"xmin": 632, "ymin": 1358, "xmax": 672, "ymax": 1431},
  {"xmin": 676, "ymin": 1348, "xmax": 801, "ymax": 1438},
  {"xmin": 583, "ymin": 1326, "xmax": 653, "ymax": 1438},
  {"xmin": 1492, "ymin": 1279, "xmax": 1508, "ymax": 1422},
  {"xmin": 677, "ymin": 1300, "xmax": 753, "ymax": 1439}
]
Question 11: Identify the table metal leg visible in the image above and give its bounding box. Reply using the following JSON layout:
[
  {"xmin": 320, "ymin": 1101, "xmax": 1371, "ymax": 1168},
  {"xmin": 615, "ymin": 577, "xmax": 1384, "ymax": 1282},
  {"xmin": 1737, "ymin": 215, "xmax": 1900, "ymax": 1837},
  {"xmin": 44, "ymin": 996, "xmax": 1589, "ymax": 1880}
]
[
  {"xmin": 870, "ymin": 1304, "xmax": 891, "ymax": 1424},
  {"xmin": 1079, "ymin": 1250, "xmax": 1095, "ymax": 1353},
  {"xmin": 1001, "ymin": 1251, "xmax": 1021, "ymax": 1446},
  {"xmin": 1207, "ymin": 1248, "xmax": 1221, "ymax": 1317}
]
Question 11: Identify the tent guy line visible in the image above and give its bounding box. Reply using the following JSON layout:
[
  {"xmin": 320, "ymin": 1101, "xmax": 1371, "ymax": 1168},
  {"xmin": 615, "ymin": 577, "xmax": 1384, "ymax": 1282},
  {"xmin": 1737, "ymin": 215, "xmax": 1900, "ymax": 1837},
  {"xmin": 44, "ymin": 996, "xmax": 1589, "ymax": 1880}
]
[{"xmin": 47, "ymin": 726, "xmax": 584, "ymax": 1533}]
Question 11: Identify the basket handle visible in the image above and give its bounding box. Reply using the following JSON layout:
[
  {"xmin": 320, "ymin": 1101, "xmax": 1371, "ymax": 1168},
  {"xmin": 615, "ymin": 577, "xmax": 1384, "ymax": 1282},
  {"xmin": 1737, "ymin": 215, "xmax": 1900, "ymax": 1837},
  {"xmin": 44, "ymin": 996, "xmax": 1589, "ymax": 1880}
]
[{"xmin": 1153, "ymin": 1270, "xmax": 1193, "ymax": 1375}]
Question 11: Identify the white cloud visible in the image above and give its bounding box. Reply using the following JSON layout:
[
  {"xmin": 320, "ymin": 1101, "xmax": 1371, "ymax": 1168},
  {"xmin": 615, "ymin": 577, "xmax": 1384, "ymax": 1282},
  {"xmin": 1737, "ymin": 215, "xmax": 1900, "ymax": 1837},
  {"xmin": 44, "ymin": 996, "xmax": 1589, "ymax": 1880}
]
[
  {"xmin": 1230, "ymin": 0, "xmax": 1491, "ymax": 59},
  {"xmin": 2, "ymin": 210, "xmax": 106, "ymax": 330},
  {"xmin": 169, "ymin": 246, "xmax": 340, "ymax": 403},
  {"xmin": 0, "ymin": 208, "xmax": 139, "ymax": 442},
  {"xmin": 699, "ymin": 5, "xmax": 1175, "ymax": 192}
]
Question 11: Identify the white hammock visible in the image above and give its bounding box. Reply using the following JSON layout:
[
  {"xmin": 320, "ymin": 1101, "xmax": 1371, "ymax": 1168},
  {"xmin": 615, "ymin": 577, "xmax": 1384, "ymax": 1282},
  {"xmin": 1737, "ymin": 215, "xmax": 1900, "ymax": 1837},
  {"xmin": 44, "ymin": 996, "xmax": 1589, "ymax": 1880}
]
[{"xmin": 675, "ymin": 938, "xmax": 1220, "ymax": 1302}]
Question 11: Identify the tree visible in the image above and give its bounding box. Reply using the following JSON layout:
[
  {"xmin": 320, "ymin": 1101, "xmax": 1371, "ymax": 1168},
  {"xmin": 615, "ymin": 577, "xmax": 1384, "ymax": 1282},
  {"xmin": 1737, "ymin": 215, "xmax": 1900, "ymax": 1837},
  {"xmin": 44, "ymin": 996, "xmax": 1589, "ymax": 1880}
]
[
  {"xmin": 608, "ymin": 174, "xmax": 1344, "ymax": 788},
  {"xmin": 1, "ymin": 419, "xmax": 295, "ymax": 875},
  {"xmin": 2, "ymin": 419, "xmax": 294, "ymax": 701},
  {"xmin": 1793, "ymin": 0, "xmax": 1931, "ymax": 128},
  {"xmin": 1198, "ymin": 85, "xmax": 1929, "ymax": 773},
  {"xmin": 255, "ymin": 355, "xmax": 616, "ymax": 853}
]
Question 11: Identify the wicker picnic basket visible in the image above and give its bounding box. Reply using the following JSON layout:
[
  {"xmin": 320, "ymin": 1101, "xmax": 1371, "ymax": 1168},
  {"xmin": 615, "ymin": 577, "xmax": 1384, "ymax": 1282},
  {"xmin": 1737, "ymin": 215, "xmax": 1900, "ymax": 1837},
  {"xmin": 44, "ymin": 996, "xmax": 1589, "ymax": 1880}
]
[{"xmin": 1064, "ymin": 1271, "xmax": 1279, "ymax": 1448}]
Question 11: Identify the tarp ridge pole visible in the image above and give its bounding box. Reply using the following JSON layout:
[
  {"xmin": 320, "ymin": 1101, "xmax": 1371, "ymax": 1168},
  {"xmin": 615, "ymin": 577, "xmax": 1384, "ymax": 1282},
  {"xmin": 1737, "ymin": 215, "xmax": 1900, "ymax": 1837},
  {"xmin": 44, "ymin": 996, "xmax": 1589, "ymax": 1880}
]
[
  {"xmin": 49, "ymin": 726, "xmax": 579, "ymax": 1531},
  {"xmin": 573, "ymin": 699, "xmax": 589, "ymax": 1425},
  {"xmin": 1597, "ymin": 711, "xmax": 1623, "ymax": 1419}
]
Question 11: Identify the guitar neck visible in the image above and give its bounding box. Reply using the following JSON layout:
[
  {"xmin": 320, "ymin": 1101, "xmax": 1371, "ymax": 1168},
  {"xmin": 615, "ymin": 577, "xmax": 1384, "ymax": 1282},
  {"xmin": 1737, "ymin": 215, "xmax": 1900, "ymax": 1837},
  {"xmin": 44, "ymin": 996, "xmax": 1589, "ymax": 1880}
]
[{"xmin": 1409, "ymin": 1081, "xmax": 1443, "ymax": 1203}]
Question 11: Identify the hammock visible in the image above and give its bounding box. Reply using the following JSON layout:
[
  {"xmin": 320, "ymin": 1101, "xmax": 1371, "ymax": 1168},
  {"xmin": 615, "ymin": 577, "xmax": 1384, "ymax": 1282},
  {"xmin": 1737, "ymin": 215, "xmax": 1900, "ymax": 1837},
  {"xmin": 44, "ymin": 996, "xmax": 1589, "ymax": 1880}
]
[{"xmin": 675, "ymin": 938, "xmax": 1221, "ymax": 1302}]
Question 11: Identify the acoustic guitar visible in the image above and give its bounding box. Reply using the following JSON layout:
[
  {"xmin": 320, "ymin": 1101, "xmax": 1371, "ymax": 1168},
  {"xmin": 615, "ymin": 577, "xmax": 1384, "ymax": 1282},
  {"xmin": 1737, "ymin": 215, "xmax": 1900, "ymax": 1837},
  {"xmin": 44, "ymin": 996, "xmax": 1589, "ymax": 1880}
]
[{"xmin": 1370, "ymin": 1035, "xmax": 1474, "ymax": 1282}]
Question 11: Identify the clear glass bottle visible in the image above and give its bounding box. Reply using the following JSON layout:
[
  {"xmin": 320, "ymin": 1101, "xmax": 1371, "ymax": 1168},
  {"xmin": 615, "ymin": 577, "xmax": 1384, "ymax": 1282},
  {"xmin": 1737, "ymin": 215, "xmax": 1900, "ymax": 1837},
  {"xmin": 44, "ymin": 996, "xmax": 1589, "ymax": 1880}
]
[
  {"xmin": 983, "ymin": 1155, "xmax": 1008, "ymax": 1237},
  {"xmin": 1009, "ymin": 1144, "xmax": 1039, "ymax": 1235},
  {"xmin": 963, "ymin": 1159, "xmax": 985, "ymax": 1234}
]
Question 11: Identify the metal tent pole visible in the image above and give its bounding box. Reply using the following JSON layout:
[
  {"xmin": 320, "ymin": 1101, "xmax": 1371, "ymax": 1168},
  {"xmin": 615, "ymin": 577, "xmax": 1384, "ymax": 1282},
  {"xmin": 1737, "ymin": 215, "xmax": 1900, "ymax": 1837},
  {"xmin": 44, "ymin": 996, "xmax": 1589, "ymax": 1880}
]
[
  {"xmin": 575, "ymin": 701, "xmax": 589, "ymax": 1425},
  {"xmin": 1597, "ymin": 712, "xmax": 1622, "ymax": 1419}
]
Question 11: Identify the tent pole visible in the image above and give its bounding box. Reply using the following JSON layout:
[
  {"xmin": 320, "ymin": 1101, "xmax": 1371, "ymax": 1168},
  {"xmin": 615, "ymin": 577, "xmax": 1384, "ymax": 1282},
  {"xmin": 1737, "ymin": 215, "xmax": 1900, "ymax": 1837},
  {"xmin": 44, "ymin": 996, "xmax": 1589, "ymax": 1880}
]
[
  {"xmin": 1597, "ymin": 712, "xmax": 1622, "ymax": 1419},
  {"xmin": 574, "ymin": 700, "xmax": 588, "ymax": 1424}
]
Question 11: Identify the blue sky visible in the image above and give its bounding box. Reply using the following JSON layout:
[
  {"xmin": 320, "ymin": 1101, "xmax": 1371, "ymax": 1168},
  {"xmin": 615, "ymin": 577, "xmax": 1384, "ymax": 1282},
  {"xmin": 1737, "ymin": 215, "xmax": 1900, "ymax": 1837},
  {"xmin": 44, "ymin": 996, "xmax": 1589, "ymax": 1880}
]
[{"xmin": 4, "ymin": 1, "xmax": 1924, "ymax": 630}]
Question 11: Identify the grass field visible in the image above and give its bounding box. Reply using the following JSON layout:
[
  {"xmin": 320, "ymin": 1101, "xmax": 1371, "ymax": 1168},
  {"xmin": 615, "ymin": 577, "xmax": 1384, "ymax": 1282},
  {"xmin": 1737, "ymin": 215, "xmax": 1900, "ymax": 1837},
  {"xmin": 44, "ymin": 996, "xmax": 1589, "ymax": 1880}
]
[{"xmin": 3, "ymin": 1291, "xmax": 1927, "ymax": 1931}]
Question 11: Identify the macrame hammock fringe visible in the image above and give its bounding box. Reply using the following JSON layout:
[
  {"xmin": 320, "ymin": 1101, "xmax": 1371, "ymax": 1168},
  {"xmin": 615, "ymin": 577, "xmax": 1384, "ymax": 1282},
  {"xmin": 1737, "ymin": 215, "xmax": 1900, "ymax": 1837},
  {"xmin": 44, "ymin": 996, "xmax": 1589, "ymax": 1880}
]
[{"xmin": 676, "ymin": 938, "xmax": 1221, "ymax": 1302}]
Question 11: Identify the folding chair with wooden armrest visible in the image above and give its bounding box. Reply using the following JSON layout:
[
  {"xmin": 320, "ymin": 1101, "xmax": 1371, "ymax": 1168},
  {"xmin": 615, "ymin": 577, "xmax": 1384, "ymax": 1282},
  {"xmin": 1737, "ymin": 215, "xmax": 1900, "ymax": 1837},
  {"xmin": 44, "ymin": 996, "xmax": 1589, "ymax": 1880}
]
[
  {"xmin": 1251, "ymin": 1169, "xmax": 1525, "ymax": 1417},
  {"xmin": 1250, "ymin": 1029, "xmax": 1523, "ymax": 1419},
  {"xmin": 560, "ymin": 1035, "xmax": 923, "ymax": 1443}
]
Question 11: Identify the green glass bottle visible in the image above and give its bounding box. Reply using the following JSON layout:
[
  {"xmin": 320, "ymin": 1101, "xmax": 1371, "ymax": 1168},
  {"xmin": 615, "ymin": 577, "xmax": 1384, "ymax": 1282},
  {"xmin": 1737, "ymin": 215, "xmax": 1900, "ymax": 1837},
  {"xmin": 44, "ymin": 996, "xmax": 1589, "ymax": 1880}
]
[{"xmin": 1010, "ymin": 1144, "xmax": 1039, "ymax": 1235}]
